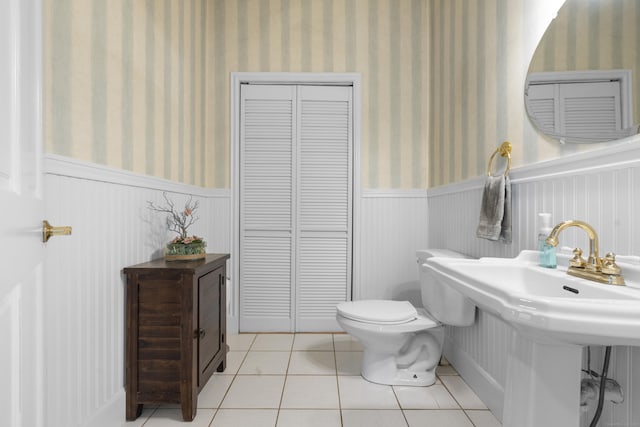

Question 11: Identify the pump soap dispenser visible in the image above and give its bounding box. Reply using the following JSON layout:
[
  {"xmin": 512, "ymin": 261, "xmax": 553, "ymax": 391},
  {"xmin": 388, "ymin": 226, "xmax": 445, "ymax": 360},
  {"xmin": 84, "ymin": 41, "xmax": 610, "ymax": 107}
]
[{"xmin": 538, "ymin": 213, "xmax": 557, "ymax": 268}]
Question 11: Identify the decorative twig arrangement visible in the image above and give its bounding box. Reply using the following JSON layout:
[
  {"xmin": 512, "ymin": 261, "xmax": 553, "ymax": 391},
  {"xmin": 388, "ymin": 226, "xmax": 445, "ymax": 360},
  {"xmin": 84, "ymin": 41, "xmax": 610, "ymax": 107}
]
[{"xmin": 147, "ymin": 192, "xmax": 201, "ymax": 243}]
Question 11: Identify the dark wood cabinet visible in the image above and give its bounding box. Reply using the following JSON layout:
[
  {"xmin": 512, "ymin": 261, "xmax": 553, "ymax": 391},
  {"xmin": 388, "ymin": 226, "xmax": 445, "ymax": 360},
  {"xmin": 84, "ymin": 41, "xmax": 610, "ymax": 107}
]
[{"xmin": 124, "ymin": 254, "xmax": 230, "ymax": 421}]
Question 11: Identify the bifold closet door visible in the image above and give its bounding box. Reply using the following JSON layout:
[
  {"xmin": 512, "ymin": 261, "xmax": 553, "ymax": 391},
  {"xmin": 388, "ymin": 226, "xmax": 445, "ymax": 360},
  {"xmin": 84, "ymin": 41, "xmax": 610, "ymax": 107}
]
[
  {"xmin": 296, "ymin": 85, "xmax": 352, "ymax": 332},
  {"xmin": 239, "ymin": 84, "xmax": 352, "ymax": 332},
  {"xmin": 240, "ymin": 85, "xmax": 296, "ymax": 332}
]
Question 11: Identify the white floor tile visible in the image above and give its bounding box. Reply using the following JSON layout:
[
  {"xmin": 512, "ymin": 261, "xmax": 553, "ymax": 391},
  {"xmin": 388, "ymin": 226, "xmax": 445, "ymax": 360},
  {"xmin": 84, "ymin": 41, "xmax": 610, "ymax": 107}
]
[
  {"xmin": 221, "ymin": 375, "xmax": 285, "ymax": 408},
  {"xmin": 198, "ymin": 375, "xmax": 235, "ymax": 408},
  {"xmin": 465, "ymin": 409, "xmax": 502, "ymax": 427},
  {"xmin": 341, "ymin": 409, "xmax": 408, "ymax": 427},
  {"xmin": 276, "ymin": 409, "xmax": 342, "ymax": 427},
  {"xmin": 238, "ymin": 351, "xmax": 291, "ymax": 375},
  {"xmin": 288, "ymin": 351, "xmax": 336, "ymax": 375},
  {"xmin": 280, "ymin": 375, "xmax": 340, "ymax": 409},
  {"xmin": 394, "ymin": 384, "xmax": 460, "ymax": 409},
  {"xmin": 404, "ymin": 409, "xmax": 474, "ymax": 427},
  {"xmin": 335, "ymin": 351, "xmax": 362, "ymax": 376},
  {"xmin": 215, "ymin": 350, "xmax": 247, "ymax": 375},
  {"xmin": 142, "ymin": 408, "xmax": 215, "ymax": 427},
  {"xmin": 333, "ymin": 334, "xmax": 363, "ymax": 351},
  {"xmin": 338, "ymin": 376, "xmax": 400, "ymax": 409},
  {"xmin": 292, "ymin": 333, "xmax": 335, "ymax": 351},
  {"xmin": 137, "ymin": 333, "xmax": 491, "ymax": 426},
  {"xmin": 252, "ymin": 333, "xmax": 295, "ymax": 351},
  {"xmin": 440, "ymin": 376, "xmax": 487, "ymax": 409},
  {"xmin": 227, "ymin": 334, "xmax": 256, "ymax": 351},
  {"xmin": 210, "ymin": 409, "xmax": 278, "ymax": 427}
]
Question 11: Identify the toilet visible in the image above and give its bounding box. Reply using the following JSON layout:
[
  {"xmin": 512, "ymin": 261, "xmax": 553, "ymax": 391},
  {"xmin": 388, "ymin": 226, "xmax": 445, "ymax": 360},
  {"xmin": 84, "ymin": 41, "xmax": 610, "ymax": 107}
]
[{"xmin": 336, "ymin": 249, "xmax": 475, "ymax": 386}]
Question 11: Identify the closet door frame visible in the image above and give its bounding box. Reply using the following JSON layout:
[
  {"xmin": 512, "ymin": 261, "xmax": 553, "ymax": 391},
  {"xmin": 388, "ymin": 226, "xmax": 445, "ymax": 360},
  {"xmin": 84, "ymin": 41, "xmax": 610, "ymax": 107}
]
[{"xmin": 230, "ymin": 72, "xmax": 362, "ymax": 334}]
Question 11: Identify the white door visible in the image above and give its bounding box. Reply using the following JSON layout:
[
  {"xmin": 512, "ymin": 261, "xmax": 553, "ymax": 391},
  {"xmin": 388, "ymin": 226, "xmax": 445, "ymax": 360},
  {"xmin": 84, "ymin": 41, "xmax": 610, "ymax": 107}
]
[
  {"xmin": 239, "ymin": 84, "xmax": 353, "ymax": 332},
  {"xmin": 295, "ymin": 85, "xmax": 353, "ymax": 331},
  {"xmin": 0, "ymin": 1, "xmax": 46, "ymax": 426}
]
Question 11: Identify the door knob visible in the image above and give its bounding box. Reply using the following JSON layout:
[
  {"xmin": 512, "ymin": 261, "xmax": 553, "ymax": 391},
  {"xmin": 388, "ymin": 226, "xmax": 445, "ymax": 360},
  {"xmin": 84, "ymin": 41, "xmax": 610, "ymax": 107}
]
[{"xmin": 42, "ymin": 220, "xmax": 72, "ymax": 242}]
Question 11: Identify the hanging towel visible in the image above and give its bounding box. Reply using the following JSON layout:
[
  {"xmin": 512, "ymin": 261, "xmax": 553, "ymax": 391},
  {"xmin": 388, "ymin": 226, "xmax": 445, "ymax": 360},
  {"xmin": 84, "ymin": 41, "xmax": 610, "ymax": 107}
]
[{"xmin": 476, "ymin": 174, "xmax": 512, "ymax": 243}]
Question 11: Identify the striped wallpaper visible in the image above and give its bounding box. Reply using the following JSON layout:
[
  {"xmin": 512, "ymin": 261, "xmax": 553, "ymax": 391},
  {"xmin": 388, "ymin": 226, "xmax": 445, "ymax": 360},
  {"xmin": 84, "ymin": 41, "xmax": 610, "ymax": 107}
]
[
  {"xmin": 529, "ymin": 0, "xmax": 640, "ymax": 128},
  {"xmin": 428, "ymin": 0, "xmax": 640, "ymax": 187},
  {"xmin": 44, "ymin": 0, "xmax": 430, "ymax": 189},
  {"xmin": 44, "ymin": 1, "xmax": 635, "ymax": 189},
  {"xmin": 44, "ymin": 0, "xmax": 212, "ymax": 186},
  {"xmin": 428, "ymin": 0, "xmax": 571, "ymax": 187}
]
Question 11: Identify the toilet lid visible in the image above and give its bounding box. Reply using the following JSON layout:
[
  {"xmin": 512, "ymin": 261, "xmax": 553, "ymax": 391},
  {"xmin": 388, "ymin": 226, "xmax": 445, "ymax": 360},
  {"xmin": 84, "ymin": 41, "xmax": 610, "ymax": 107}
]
[{"xmin": 336, "ymin": 300, "xmax": 418, "ymax": 324}]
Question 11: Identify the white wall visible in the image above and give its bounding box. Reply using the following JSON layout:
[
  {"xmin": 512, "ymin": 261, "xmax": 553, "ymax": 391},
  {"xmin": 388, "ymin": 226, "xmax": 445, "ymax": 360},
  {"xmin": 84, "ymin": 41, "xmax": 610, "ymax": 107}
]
[
  {"xmin": 46, "ymin": 136, "xmax": 640, "ymax": 427},
  {"xmin": 43, "ymin": 155, "xmax": 429, "ymax": 426},
  {"xmin": 428, "ymin": 137, "xmax": 640, "ymax": 426},
  {"xmin": 43, "ymin": 155, "xmax": 231, "ymax": 427},
  {"xmin": 357, "ymin": 190, "xmax": 429, "ymax": 306}
]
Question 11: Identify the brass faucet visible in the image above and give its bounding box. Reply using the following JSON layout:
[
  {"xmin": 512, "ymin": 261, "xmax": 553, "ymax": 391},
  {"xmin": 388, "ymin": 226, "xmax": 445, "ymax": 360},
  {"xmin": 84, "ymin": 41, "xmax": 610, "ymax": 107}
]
[{"xmin": 545, "ymin": 220, "xmax": 624, "ymax": 285}]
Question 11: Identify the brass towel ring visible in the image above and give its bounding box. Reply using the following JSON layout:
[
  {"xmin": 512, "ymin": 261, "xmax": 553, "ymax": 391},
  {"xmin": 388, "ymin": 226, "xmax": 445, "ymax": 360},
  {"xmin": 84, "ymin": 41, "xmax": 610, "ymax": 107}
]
[{"xmin": 486, "ymin": 141, "xmax": 512, "ymax": 177}]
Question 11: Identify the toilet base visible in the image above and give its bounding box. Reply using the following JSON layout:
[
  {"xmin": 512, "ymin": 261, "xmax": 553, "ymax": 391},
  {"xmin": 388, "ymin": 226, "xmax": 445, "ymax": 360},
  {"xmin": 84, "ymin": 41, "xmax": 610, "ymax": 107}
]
[
  {"xmin": 361, "ymin": 347, "xmax": 438, "ymax": 387},
  {"xmin": 336, "ymin": 308, "xmax": 444, "ymax": 387},
  {"xmin": 362, "ymin": 363, "xmax": 437, "ymax": 386}
]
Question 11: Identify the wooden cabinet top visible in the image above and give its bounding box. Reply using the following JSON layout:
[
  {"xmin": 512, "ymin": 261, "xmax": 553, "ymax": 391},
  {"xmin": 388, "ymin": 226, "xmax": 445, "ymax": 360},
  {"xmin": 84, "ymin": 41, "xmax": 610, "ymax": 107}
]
[{"xmin": 123, "ymin": 253, "xmax": 230, "ymax": 274}]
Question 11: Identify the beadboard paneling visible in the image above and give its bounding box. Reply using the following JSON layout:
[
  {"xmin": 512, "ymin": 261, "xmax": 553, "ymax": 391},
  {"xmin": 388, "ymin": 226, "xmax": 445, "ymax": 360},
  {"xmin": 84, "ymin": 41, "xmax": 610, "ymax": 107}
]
[
  {"xmin": 41, "ymin": 156, "xmax": 431, "ymax": 425},
  {"xmin": 356, "ymin": 190, "xmax": 429, "ymax": 307},
  {"xmin": 428, "ymin": 140, "xmax": 640, "ymax": 426},
  {"xmin": 43, "ymin": 156, "xmax": 230, "ymax": 427}
]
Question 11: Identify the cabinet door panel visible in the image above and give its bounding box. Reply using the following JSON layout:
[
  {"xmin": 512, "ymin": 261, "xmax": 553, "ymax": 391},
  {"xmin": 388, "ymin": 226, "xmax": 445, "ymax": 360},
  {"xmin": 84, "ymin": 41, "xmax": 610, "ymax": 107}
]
[{"xmin": 198, "ymin": 267, "xmax": 222, "ymax": 384}]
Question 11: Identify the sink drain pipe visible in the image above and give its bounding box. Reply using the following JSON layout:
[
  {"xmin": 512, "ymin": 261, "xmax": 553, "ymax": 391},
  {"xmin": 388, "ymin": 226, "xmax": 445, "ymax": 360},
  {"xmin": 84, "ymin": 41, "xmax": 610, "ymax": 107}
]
[{"xmin": 589, "ymin": 346, "xmax": 612, "ymax": 427}]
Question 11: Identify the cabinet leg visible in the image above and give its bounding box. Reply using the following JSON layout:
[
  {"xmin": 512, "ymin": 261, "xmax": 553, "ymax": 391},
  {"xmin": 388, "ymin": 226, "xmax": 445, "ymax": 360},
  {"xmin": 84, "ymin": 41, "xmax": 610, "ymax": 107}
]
[
  {"xmin": 181, "ymin": 401, "xmax": 196, "ymax": 421},
  {"xmin": 126, "ymin": 401, "xmax": 143, "ymax": 421},
  {"xmin": 217, "ymin": 356, "xmax": 227, "ymax": 373}
]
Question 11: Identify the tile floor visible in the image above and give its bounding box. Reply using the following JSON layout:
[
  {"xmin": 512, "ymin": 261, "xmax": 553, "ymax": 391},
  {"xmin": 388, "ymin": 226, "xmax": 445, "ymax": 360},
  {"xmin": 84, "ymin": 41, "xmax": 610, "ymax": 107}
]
[{"xmin": 128, "ymin": 333, "xmax": 502, "ymax": 427}]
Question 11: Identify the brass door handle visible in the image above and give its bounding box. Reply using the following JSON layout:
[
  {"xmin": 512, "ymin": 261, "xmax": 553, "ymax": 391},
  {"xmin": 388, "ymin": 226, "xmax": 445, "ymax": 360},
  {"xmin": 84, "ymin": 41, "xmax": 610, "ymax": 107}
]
[{"xmin": 42, "ymin": 220, "xmax": 72, "ymax": 242}]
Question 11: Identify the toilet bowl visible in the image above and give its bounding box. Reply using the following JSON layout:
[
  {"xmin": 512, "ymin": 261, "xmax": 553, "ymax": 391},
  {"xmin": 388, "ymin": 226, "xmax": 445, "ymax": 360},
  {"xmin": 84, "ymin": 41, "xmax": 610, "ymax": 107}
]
[{"xmin": 336, "ymin": 249, "xmax": 475, "ymax": 387}]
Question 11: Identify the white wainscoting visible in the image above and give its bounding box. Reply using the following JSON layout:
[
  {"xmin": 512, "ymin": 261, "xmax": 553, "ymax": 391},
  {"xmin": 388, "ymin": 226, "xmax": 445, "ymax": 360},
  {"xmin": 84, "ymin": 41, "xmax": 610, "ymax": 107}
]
[
  {"xmin": 356, "ymin": 190, "xmax": 429, "ymax": 307},
  {"xmin": 41, "ymin": 155, "xmax": 432, "ymax": 425},
  {"xmin": 43, "ymin": 155, "xmax": 231, "ymax": 427},
  {"xmin": 428, "ymin": 138, "xmax": 640, "ymax": 426}
]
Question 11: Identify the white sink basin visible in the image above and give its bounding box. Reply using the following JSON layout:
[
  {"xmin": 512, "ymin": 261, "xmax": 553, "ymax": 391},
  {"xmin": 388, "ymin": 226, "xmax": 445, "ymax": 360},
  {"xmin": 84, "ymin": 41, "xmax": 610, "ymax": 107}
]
[
  {"xmin": 424, "ymin": 250, "xmax": 640, "ymax": 346},
  {"xmin": 424, "ymin": 250, "xmax": 640, "ymax": 427}
]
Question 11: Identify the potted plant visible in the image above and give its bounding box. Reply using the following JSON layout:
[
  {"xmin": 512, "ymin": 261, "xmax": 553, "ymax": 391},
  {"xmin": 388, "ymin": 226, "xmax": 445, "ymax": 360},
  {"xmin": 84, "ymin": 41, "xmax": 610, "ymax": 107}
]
[{"xmin": 148, "ymin": 192, "xmax": 206, "ymax": 261}]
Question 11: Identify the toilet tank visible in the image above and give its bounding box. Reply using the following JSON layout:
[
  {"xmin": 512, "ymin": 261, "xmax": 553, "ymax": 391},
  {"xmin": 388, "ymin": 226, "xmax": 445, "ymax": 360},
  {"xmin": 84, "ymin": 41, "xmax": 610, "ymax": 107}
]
[{"xmin": 416, "ymin": 249, "xmax": 476, "ymax": 327}]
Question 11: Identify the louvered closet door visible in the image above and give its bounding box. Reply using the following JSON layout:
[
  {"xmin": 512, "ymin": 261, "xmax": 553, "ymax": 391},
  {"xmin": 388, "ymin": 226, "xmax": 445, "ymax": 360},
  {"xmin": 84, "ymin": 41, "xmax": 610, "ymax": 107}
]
[
  {"xmin": 240, "ymin": 85, "xmax": 296, "ymax": 331},
  {"xmin": 296, "ymin": 86, "xmax": 352, "ymax": 331},
  {"xmin": 239, "ymin": 84, "xmax": 352, "ymax": 332}
]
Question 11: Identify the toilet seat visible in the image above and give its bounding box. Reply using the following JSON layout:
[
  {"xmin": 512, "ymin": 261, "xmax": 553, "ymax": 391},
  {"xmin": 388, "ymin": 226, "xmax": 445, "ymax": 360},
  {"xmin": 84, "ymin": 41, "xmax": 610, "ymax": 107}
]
[{"xmin": 337, "ymin": 300, "xmax": 425, "ymax": 325}]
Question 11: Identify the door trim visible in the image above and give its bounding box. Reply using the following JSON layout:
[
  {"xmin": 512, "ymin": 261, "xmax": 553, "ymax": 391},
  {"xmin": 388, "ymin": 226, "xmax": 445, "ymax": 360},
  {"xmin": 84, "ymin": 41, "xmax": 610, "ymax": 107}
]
[{"xmin": 230, "ymin": 72, "xmax": 362, "ymax": 333}]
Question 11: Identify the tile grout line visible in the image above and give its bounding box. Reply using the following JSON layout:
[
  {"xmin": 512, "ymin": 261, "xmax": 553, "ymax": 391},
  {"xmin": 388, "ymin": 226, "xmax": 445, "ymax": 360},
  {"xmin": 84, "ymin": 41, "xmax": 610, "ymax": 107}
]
[
  {"xmin": 438, "ymin": 373, "xmax": 482, "ymax": 427},
  {"xmin": 208, "ymin": 334, "xmax": 256, "ymax": 426},
  {"xmin": 332, "ymin": 333, "xmax": 345, "ymax": 427},
  {"xmin": 390, "ymin": 385, "xmax": 411, "ymax": 427},
  {"xmin": 273, "ymin": 335, "xmax": 295, "ymax": 426}
]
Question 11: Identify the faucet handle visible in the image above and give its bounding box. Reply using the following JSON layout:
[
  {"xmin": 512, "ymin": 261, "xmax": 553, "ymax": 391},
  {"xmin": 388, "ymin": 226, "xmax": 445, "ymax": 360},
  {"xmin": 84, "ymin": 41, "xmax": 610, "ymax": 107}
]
[
  {"xmin": 601, "ymin": 252, "xmax": 622, "ymax": 275},
  {"xmin": 570, "ymin": 248, "xmax": 587, "ymax": 268}
]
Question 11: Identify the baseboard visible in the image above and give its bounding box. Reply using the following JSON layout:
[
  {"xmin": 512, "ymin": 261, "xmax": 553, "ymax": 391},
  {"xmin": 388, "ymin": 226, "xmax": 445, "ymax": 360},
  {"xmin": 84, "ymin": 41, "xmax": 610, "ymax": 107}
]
[{"xmin": 443, "ymin": 336, "xmax": 505, "ymax": 422}]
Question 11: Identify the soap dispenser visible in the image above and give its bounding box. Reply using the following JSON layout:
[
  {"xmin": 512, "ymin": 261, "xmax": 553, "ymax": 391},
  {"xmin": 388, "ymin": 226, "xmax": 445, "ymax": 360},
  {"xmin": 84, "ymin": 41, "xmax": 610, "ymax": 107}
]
[{"xmin": 538, "ymin": 213, "xmax": 557, "ymax": 268}]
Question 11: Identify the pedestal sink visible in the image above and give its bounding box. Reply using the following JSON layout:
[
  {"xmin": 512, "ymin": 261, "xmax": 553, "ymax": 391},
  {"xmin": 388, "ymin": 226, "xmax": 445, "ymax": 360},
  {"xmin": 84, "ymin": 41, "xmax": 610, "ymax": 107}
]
[{"xmin": 423, "ymin": 250, "xmax": 640, "ymax": 427}]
